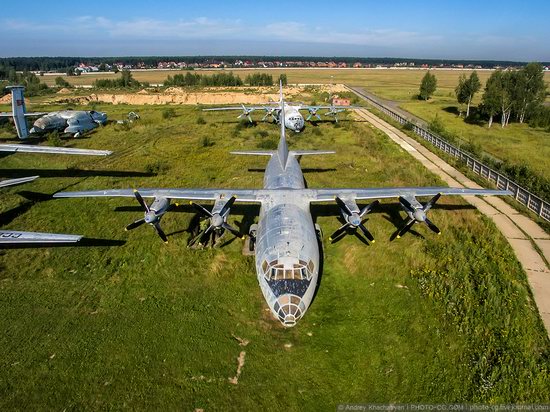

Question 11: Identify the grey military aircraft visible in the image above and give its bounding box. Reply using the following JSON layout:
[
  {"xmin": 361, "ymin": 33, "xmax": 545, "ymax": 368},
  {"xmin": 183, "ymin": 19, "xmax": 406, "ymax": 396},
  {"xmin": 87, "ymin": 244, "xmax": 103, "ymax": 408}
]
[
  {"xmin": 203, "ymin": 88, "xmax": 356, "ymax": 132},
  {"xmin": 0, "ymin": 86, "xmax": 107, "ymax": 139},
  {"xmin": 0, "ymin": 176, "xmax": 81, "ymax": 245},
  {"xmin": 53, "ymin": 82, "xmax": 511, "ymax": 327}
]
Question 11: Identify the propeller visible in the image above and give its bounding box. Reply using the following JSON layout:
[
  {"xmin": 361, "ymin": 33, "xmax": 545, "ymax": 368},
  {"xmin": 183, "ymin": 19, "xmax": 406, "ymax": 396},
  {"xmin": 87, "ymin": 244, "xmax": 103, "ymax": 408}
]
[
  {"xmin": 329, "ymin": 197, "xmax": 379, "ymax": 243},
  {"xmin": 237, "ymin": 104, "xmax": 254, "ymax": 123},
  {"xmin": 306, "ymin": 107, "xmax": 322, "ymax": 122},
  {"xmin": 261, "ymin": 107, "xmax": 278, "ymax": 122},
  {"xmin": 125, "ymin": 190, "xmax": 170, "ymax": 243},
  {"xmin": 189, "ymin": 196, "xmax": 243, "ymax": 246},
  {"xmin": 325, "ymin": 106, "xmax": 345, "ymax": 122},
  {"xmin": 396, "ymin": 193, "xmax": 441, "ymax": 238}
]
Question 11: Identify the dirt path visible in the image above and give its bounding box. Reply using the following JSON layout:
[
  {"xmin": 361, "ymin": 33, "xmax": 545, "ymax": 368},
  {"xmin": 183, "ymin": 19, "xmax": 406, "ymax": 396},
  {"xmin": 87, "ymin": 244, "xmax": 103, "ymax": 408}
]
[{"xmin": 355, "ymin": 107, "xmax": 550, "ymax": 337}]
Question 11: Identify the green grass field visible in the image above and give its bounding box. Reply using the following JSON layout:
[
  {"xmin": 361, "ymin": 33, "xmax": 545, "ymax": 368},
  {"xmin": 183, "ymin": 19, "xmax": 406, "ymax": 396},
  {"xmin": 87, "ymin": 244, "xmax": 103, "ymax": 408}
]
[{"xmin": 1, "ymin": 103, "xmax": 549, "ymax": 409}]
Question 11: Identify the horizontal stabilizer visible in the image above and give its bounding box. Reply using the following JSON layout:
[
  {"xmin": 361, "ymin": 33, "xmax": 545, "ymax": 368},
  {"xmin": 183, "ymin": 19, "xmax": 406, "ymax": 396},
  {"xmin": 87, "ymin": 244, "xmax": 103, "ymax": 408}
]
[
  {"xmin": 0, "ymin": 175, "xmax": 39, "ymax": 189},
  {"xmin": 230, "ymin": 151, "xmax": 275, "ymax": 156},
  {"xmin": 0, "ymin": 144, "xmax": 112, "ymax": 156},
  {"xmin": 24, "ymin": 112, "xmax": 48, "ymax": 117},
  {"xmin": 290, "ymin": 150, "xmax": 336, "ymax": 156}
]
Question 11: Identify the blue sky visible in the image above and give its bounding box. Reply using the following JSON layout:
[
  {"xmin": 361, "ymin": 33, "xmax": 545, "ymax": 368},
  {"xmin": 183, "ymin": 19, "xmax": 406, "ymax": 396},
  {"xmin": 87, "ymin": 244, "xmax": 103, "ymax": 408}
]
[{"xmin": 1, "ymin": 0, "xmax": 548, "ymax": 61}]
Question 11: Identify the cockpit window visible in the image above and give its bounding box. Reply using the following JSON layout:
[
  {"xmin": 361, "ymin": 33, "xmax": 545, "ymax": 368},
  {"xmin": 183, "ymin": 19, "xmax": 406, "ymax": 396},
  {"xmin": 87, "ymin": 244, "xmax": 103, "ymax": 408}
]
[{"xmin": 261, "ymin": 259, "xmax": 314, "ymax": 281}]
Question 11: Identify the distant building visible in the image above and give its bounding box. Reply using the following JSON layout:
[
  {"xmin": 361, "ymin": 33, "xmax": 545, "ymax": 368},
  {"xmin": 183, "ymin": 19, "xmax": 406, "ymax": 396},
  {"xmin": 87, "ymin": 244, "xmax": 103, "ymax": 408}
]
[{"xmin": 332, "ymin": 97, "xmax": 351, "ymax": 106}]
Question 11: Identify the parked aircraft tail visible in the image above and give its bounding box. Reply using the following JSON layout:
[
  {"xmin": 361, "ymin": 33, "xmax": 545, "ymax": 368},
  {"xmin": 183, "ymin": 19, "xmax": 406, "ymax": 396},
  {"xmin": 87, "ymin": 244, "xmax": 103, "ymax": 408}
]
[{"xmin": 0, "ymin": 86, "xmax": 46, "ymax": 139}]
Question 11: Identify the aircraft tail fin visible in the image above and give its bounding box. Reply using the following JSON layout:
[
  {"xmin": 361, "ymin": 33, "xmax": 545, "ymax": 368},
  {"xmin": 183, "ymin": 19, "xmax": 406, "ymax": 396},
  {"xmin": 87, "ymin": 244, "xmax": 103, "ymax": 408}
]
[
  {"xmin": 277, "ymin": 80, "xmax": 289, "ymax": 167},
  {"xmin": 5, "ymin": 86, "xmax": 29, "ymax": 139}
]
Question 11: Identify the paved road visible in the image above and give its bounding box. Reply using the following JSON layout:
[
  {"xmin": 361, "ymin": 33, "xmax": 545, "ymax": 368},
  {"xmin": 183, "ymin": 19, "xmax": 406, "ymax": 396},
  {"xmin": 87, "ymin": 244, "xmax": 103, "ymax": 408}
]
[{"xmin": 355, "ymin": 107, "xmax": 550, "ymax": 337}]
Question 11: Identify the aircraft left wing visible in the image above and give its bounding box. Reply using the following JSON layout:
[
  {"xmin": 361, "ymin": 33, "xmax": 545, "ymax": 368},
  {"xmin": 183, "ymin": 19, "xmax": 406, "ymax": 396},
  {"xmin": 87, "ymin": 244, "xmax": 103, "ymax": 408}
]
[
  {"xmin": 53, "ymin": 188, "xmax": 262, "ymax": 203},
  {"xmin": 0, "ymin": 112, "xmax": 47, "ymax": 117},
  {"xmin": 0, "ymin": 230, "xmax": 82, "ymax": 244},
  {"xmin": 309, "ymin": 187, "xmax": 511, "ymax": 202},
  {"xmin": 0, "ymin": 175, "xmax": 39, "ymax": 189},
  {"xmin": 0, "ymin": 144, "xmax": 112, "ymax": 156}
]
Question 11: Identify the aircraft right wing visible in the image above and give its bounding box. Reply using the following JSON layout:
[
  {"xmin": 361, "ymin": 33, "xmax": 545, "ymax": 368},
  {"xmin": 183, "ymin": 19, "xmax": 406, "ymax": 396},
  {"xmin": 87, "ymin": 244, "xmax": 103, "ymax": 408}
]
[
  {"xmin": 0, "ymin": 144, "xmax": 112, "ymax": 156},
  {"xmin": 202, "ymin": 105, "xmax": 279, "ymax": 112},
  {"xmin": 0, "ymin": 175, "xmax": 39, "ymax": 189},
  {"xmin": 0, "ymin": 230, "xmax": 82, "ymax": 244}
]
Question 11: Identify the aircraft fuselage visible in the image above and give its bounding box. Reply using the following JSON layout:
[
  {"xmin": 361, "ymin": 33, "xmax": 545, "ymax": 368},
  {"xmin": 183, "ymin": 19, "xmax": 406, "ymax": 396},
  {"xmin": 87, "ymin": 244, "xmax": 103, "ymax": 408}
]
[
  {"xmin": 254, "ymin": 151, "xmax": 319, "ymax": 327},
  {"xmin": 282, "ymin": 104, "xmax": 305, "ymax": 132}
]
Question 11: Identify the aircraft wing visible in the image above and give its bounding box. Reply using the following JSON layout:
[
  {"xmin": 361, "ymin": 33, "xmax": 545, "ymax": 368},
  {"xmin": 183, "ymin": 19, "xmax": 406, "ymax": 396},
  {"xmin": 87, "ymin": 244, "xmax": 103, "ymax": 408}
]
[
  {"xmin": 0, "ymin": 144, "xmax": 112, "ymax": 156},
  {"xmin": 0, "ymin": 230, "xmax": 82, "ymax": 244},
  {"xmin": 309, "ymin": 187, "xmax": 511, "ymax": 202},
  {"xmin": 297, "ymin": 105, "xmax": 360, "ymax": 110},
  {"xmin": 0, "ymin": 175, "xmax": 39, "ymax": 189},
  {"xmin": 203, "ymin": 105, "xmax": 278, "ymax": 112},
  {"xmin": 53, "ymin": 188, "xmax": 262, "ymax": 203},
  {"xmin": 0, "ymin": 111, "xmax": 47, "ymax": 117}
]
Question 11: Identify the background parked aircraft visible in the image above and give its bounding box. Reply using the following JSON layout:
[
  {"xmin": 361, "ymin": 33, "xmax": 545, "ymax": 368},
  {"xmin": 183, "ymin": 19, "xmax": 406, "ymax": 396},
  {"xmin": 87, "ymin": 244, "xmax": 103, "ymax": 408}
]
[
  {"xmin": 0, "ymin": 86, "xmax": 107, "ymax": 139},
  {"xmin": 203, "ymin": 88, "xmax": 357, "ymax": 132}
]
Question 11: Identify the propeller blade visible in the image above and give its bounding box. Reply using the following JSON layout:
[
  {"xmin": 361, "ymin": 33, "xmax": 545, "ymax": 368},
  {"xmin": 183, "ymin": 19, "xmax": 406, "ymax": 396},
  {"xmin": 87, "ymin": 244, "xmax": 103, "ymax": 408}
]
[
  {"xmin": 328, "ymin": 223, "xmax": 350, "ymax": 241},
  {"xmin": 315, "ymin": 114, "xmax": 322, "ymax": 121},
  {"xmin": 396, "ymin": 219, "xmax": 415, "ymax": 239},
  {"xmin": 424, "ymin": 193, "xmax": 441, "ymax": 212},
  {"xmin": 398, "ymin": 196, "xmax": 414, "ymax": 212},
  {"xmin": 190, "ymin": 201, "xmax": 213, "ymax": 218},
  {"xmin": 335, "ymin": 197, "xmax": 352, "ymax": 216},
  {"xmin": 153, "ymin": 222, "xmax": 168, "ymax": 243},
  {"xmin": 133, "ymin": 190, "xmax": 149, "ymax": 212},
  {"xmin": 306, "ymin": 113, "xmax": 312, "ymax": 121},
  {"xmin": 247, "ymin": 115, "xmax": 253, "ymax": 123},
  {"xmin": 222, "ymin": 222, "xmax": 243, "ymax": 238},
  {"xmin": 359, "ymin": 200, "xmax": 379, "ymax": 218},
  {"xmin": 125, "ymin": 218, "xmax": 146, "ymax": 231},
  {"xmin": 219, "ymin": 196, "xmax": 236, "ymax": 217},
  {"xmin": 358, "ymin": 223, "xmax": 375, "ymax": 242},
  {"xmin": 424, "ymin": 218, "xmax": 441, "ymax": 235}
]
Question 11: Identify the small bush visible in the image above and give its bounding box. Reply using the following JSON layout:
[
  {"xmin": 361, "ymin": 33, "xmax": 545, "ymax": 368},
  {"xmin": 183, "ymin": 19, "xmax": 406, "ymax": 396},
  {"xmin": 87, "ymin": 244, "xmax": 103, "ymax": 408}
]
[
  {"xmin": 403, "ymin": 121, "xmax": 415, "ymax": 131},
  {"xmin": 428, "ymin": 115, "xmax": 446, "ymax": 135},
  {"xmin": 255, "ymin": 130, "xmax": 269, "ymax": 138},
  {"xmin": 200, "ymin": 136, "xmax": 214, "ymax": 147},
  {"xmin": 196, "ymin": 116, "xmax": 206, "ymax": 125},
  {"xmin": 46, "ymin": 131, "xmax": 62, "ymax": 147},
  {"xmin": 145, "ymin": 160, "xmax": 170, "ymax": 175},
  {"xmin": 162, "ymin": 108, "xmax": 177, "ymax": 119}
]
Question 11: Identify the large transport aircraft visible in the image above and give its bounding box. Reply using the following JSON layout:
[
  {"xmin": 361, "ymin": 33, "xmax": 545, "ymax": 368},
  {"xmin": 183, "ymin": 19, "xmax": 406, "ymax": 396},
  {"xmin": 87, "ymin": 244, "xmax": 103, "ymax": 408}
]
[
  {"xmin": 53, "ymin": 82, "xmax": 511, "ymax": 327},
  {"xmin": 0, "ymin": 86, "xmax": 107, "ymax": 139},
  {"xmin": 203, "ymin": 87, "xmax": 356, "ymax": 132}
]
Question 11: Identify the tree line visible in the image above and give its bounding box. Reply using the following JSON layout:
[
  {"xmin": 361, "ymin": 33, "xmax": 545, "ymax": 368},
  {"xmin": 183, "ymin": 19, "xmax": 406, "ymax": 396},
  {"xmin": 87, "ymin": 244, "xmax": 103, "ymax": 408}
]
[
  {"xmin": 418, "ymin": 63, "xmax": 548, "ymax": 129},
  {"xmin": 164, "ymin": 72, "xmax": 287, "ymax": 87},
  {"xmin": 2, "ymin": 56, "xmax": 546, "ymax": 74}
]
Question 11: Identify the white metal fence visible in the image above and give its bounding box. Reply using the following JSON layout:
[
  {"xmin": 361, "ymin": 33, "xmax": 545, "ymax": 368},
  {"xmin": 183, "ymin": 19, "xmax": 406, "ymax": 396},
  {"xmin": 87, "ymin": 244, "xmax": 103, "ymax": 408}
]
[{"xmin": 347, "ymin": 86, "xmax": 550, "ymax": 222}]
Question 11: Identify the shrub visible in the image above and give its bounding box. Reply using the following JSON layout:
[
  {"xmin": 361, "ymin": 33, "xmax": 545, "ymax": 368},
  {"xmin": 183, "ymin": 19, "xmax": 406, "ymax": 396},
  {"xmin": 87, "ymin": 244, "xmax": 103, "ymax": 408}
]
[
  {"xmin": 162, "ymin": 108, "xmax": 176, "ymax": 119},
  {"xmin": 200, "ymin": 136, "xmax": 214, "ymax": 147},
  {"xmin": 47, "ymin": 131, "xmax": 62, "ymax": 147},
  {"xmin": 145, "ymin": 160, "xmax": 170, "ymax": 174},
  {"xmin": 257, "ymin": 137, "xmax": 278, "ymax": 150},
  {"xmin": 196, "ymin": 116, "xmax": 206, "ymax": 125}
]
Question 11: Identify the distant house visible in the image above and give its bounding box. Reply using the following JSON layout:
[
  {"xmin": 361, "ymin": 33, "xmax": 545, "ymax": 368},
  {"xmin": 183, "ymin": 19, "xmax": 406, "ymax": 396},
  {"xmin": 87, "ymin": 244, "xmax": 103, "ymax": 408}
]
[
  {"xmin": 353, "ymin": 62, "xmax": 363, "ymax": 68},
  {"xmin": 332, "ymin": 97, "xmax": 351, "ymax": 106}
]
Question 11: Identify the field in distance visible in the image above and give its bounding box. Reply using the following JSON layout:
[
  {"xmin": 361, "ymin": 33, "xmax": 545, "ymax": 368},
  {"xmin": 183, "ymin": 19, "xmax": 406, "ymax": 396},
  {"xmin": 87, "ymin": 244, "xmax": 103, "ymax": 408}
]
[{"xmin": 0, "ymin": 101, "xmax": 548, "ymax": 409}]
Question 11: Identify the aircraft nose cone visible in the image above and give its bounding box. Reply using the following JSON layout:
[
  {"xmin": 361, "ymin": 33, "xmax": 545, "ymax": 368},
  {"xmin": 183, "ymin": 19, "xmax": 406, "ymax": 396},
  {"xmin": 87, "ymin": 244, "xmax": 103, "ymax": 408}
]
[
  {"xmin": 275, "ymin": 293, "xmax": 304, "ymax": 327},
  {"xmin": 349, "ymin": 213, "xmax": 361, "ymax": 227}
]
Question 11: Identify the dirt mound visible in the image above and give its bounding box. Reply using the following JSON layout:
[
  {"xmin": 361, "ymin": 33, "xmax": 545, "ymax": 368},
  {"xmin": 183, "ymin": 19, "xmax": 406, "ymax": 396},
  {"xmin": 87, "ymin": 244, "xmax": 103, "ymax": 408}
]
[
  {"xmin": 56, "ymin": 88, "xmax": 71, "ymax": 94},
  {"xmin": 0, "ymin": 94, "xmax": 12, "ymax": 104},
  {"xmin": 50, "ymin": 84, "xmax": 349, "ymax": 106}
]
